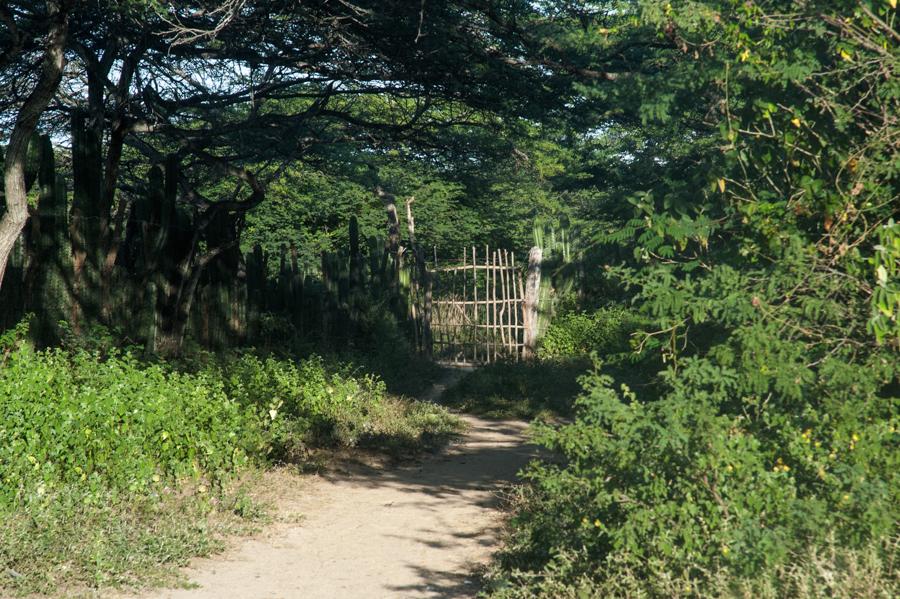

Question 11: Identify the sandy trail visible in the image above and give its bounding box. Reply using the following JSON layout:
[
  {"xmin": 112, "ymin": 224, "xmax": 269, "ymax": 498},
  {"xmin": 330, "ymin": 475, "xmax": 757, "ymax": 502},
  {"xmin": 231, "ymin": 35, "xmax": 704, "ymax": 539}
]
[{"xmin": 139, "ymin": 376, "xmax": 536, "ymax": 599}]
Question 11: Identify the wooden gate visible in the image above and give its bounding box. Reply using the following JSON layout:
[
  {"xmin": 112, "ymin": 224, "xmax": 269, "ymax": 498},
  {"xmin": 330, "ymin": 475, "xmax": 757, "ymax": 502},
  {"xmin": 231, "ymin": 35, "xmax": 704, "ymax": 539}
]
[{"xmin": 425, "ymin": 246, "xmax": 541, "ymax": 365}]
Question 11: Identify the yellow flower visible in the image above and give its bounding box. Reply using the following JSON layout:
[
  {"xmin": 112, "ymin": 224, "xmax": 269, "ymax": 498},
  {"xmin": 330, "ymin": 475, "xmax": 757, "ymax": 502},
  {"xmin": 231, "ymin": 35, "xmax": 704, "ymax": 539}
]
[
  {"xmin": 594, "ymin": 519, "xmax": 602, "ymax": 528},
  {"xmin": 791, "ymin": 117, "xmax": 802, "ymax": 128},
  {"xmin": 721, "ymin": 545, "xmax": 730, "ymax": 556}
]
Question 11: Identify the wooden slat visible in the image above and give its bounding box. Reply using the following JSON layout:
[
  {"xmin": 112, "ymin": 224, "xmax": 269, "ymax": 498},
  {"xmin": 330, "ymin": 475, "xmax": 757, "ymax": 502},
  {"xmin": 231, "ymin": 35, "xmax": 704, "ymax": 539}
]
[
  {"xmin": 425, "ymin": 246, "xmax": 527, "ymax": 364},
  {"xmin": 431, "ymin": 264, "xmax": 518, "ymax": 273}
]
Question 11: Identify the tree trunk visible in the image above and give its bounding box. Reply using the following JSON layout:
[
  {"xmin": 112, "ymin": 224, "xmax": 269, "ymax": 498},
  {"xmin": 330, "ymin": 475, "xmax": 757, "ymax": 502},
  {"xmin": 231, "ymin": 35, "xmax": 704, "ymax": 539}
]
[{"xmin": 0, "ymin": 1, "xmax": 71, "ymax": 290}]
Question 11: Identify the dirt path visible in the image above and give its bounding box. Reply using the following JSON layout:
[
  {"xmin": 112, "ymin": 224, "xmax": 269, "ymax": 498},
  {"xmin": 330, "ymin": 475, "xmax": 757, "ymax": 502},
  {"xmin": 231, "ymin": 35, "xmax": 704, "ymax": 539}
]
[{"xmin": 139, "ymin": 375, "xmax": 536, "ymax": 599}]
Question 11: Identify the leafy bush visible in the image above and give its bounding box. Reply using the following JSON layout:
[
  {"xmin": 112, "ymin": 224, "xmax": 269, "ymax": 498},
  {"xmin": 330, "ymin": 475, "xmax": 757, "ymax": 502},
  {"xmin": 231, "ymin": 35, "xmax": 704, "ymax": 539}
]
[
  {"xmin": 538, "ymin": 307, "xmax": 646, "ymax": 360},
  {"xmin": 208, "ymin": 352, "xmax": 458, "ymax": 456},
  {"xmin": 0, "ymin": 333, "xmax": 460, "ymax": 595},
  {"xmin": 0, "ymin": 346, "xmax": 261, "ymax": 507},
  {"xmin": 485, "ymin": 352, "xmax": 899, "ymax": 596},
  {"xmin": 484, "ymin": 0, "xmax": 900, "ymax": 595}
]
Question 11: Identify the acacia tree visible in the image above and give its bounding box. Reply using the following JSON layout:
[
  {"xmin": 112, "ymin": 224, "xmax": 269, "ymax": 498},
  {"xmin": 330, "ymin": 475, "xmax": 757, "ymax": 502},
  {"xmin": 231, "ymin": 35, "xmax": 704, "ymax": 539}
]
[
  {"xmin": 2, "ymin": 0, "xmax": 677, "ymax": 350},
  {"xmin": 0, "ymin": 0, "xmax": 72, "ymax": 288}
]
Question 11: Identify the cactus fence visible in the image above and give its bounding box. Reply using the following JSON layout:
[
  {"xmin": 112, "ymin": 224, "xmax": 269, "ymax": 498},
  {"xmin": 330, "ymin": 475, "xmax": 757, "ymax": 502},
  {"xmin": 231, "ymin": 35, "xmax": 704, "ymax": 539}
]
[{"xmin": 1, "ymin": 118, "xmax": 544, "ymax": 359}]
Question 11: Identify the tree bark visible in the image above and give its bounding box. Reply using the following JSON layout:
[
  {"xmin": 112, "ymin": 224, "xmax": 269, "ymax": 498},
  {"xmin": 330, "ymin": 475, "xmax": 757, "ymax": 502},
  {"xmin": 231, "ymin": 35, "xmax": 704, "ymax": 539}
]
[{"xmin": 0, "ymin": 1, "xmax": 71, "ymax": 290}]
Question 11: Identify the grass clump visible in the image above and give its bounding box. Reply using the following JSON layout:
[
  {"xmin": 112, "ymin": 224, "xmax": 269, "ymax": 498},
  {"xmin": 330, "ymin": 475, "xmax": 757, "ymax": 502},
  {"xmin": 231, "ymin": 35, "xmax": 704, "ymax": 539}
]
[
  {"xmin": 442, "ymin": 306, "xmax": 654, "ymax": 421},
  {"xmin": 0, "ymin": 327, "xmax": 460, "ymax": 596}
]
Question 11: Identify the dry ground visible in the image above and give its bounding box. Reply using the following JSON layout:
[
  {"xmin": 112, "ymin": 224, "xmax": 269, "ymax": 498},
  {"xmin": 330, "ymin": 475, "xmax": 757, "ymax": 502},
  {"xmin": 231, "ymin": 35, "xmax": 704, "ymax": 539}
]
[{"xmin": 128, "ymin": 373, "xmax": 536, "ymax": 599}]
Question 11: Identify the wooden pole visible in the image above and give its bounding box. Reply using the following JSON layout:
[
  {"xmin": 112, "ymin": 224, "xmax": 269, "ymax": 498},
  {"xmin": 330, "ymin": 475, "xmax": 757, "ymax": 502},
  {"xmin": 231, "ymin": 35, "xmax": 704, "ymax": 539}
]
[
  {"xmin": 499, "ymin": 249, "xmax": 509, "ymax": 355},
  {"xmin": 462, "ymin": 247, "xmax": 467, "ymax": 364},
  {"xmin": 523, "ymin": 246, "xmax": 542, "ymax": 359},
  {"xmin": 492, "ymin": 250, "xmax": 499, "ymax": 362},
  {"xmin": 513, "ymin": 252, "xmax": 523, "ymax": 361},
  {"xmin": 472, "ymin": 246, "xmax": 477, "ymax": 364},
  {"xmin": 485, "ymin": 247, "xmax": 491, "ymax": 363},
  {"xmin": 423, "ymin": 270, "xmax": 433, "ymax": 358},
  {"xmin": 377, "ymin": 187, "xmax": 401, "ymax": 296}
]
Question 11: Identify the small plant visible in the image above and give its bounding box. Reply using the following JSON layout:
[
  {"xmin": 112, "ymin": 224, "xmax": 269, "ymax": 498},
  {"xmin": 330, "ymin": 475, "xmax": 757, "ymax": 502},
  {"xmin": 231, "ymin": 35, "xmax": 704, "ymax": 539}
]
[
  {"xmin": 538, "ymin": 306, "xmax": 649, "ymax": 360},
  {"xmin": 0, "ymin": 323, "xmax": 461, "ymax": 595}
]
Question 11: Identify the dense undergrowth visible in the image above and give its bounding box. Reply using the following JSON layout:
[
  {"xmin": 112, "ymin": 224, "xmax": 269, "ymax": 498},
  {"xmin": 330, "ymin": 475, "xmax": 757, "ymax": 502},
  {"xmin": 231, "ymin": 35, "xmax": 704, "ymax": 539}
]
[
  {"xmin": 477, "ymin": 303, "xmax": 899, "ymax": 598},
  {"xmin": 477, "ymin": 0, "xmax": 900, "ymax": 596},
  {"xmin": 0, "ymin": 322, "xmax": 460, "ymax": 596},
  {"xmin": 442, "ymin": 306, "xmax": 655, "ymax": 420}
]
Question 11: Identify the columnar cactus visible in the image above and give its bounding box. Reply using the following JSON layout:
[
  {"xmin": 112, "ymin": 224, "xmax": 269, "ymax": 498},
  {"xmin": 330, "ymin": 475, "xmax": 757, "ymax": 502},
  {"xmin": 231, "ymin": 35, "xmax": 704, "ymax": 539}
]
[
  {"xmin": 32, "ymin": 135, "xmax": 73, "ymax": 344},
  {"xmin": 70, "ymin": 110, "xmax": 105, "ymax": 326}
]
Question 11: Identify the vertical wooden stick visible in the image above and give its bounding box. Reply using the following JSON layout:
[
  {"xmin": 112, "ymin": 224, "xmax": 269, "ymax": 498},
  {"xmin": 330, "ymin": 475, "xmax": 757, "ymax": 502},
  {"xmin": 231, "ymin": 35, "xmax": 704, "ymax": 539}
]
[
  {"xmin": 462, "ymin": 247, "xmax": 467, "ymax": 364},
  {"xmin": 472, "ymin": 246, "xmax": 477, "ymax": 364},
  {"xmin": 505, "ymin": 250, "xmax": 513, "ymax": 357},
  {"xmin": 498, "ymin": 250, "xmax": 508, "ymax": 355},
  {"xmin": 513, "ymin": 252, "xmax": 523, "ymax": 361},
  {"xmin": 483, "ymin": 245, "xmax": 489, "ymax": 363},
  {"xmin": 492, "ymin": 250, "xmax": 498, "ymax": 362},
  {"xmin": 523, "ymin": 246, "xmax": 543, "ymax": 359},
  {"xmin": 425, "ymin": 270, "xmax": 433, "ymax": 358}
]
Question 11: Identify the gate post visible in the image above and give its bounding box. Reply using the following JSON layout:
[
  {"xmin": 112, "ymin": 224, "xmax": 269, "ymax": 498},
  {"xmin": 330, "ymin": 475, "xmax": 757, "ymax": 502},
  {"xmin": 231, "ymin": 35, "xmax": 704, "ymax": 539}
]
[
  {"xmin": 523, "ymin": 246, "xmax": 542, "ymax": 358},
  {"xmin": 423, "ymin": 270, "xmax": 433, "ymax": 358}
]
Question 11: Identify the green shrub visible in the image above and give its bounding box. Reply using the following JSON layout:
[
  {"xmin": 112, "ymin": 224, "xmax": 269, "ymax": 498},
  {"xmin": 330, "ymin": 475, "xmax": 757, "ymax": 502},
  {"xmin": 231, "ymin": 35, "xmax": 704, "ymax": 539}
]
[
  {"xmin": 538, "ymin": 307, "xmax": 647, "ymax": 360},
  {"xmin": 207, "ymin": 352, "xmax": 458, "ymax": 455},
  {"xmin": 485, "ymin": 353, "xmax": 899, "ymax": 596},
  {"xmin": 0, "ymin": 346, "xmax": 261, "ymax": 507},
  {"xmin": 0, "ymin": 333, "xmax": 461, "ymax": 595}
]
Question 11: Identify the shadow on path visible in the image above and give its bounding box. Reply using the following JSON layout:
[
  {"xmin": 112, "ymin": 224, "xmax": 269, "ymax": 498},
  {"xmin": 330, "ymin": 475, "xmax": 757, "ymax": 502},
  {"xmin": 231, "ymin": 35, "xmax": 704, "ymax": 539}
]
[{"xmin": 139, "ymin": 371, "xmax": 540, "ymax": 599}]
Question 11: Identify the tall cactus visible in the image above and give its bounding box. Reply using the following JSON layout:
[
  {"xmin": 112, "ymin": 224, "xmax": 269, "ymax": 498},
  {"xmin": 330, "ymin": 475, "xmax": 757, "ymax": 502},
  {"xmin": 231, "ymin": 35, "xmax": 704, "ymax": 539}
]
[
  {"xmin": 289, "ymin": 243, "xmax": 304, "ymax": 332},
  {"xmin": 245, "ymin": 244, "xmax": 265, "ymax": 340},
  {"xmin": 367, "ymin": 235, "xmax": 381, "ymax": 292},
  {"xmin": 0, "ymin": 134, "xmax": 43, "ymax": 330},
  {"xmin": 32, "ymin": 135, "xmax": 72, "ymax": 344},
  {"xmin": 348, "ymin": 216, "xmax": 363, "ymax": 331},
  {"xmin": 70, "ymin": 110, "xmax": 105, "ymax": 329}
]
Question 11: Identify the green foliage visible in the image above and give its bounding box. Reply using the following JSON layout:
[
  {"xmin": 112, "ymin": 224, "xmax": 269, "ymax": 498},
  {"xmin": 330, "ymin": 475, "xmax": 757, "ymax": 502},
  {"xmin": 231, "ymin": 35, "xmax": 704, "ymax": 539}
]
[
  {"xmin": 209, "ymin": 352, "xmax": 458, "ymax": 456},
  {"xmin": 487, "ymin": 352, "xmax": 898, "ymax": 595},
  {"xmin": 538, "ymin": 307, "xmax": 648, "ymax": 359},
  {"xmin": 870, "ymin": 219, "xmax": 900, "ymax": 344},
  {"xmin": 0, "ymin": 346, "xmax": 257, "ymax": 506},
  {"xmin": 0, "ymin": 327, "xmax": 461, "ymax": 594},
  {"xmin": 485, "ymin": 0, "xmax": 900, "ymax": 595}
]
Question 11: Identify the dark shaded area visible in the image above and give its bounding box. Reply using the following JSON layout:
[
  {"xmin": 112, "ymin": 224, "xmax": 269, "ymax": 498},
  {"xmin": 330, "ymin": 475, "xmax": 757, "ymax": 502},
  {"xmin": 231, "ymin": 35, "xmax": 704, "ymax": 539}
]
[{"xmin": 440, "ymin": 359, "xmax": 588, "ymax": 420}]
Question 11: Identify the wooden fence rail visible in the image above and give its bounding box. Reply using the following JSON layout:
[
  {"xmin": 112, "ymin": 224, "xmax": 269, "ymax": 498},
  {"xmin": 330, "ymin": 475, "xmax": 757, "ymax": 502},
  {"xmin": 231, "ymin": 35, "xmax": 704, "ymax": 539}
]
[{"xmin": 423, "ymin": 245, "xmax": 541, "ymax": 365}]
